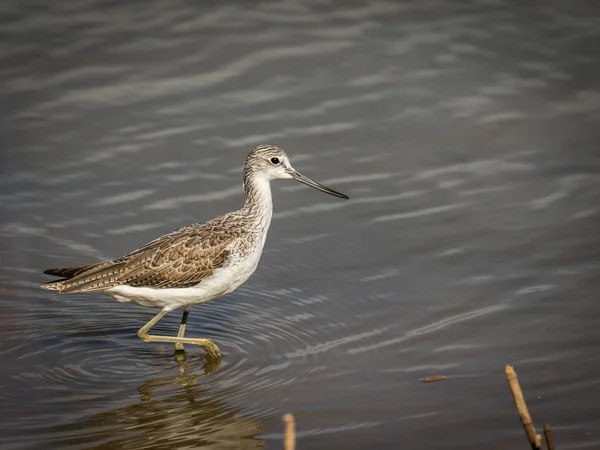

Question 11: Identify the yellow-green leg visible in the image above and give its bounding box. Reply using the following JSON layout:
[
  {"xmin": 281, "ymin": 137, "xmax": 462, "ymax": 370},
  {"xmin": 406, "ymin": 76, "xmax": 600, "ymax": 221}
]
[
  {"xmin": 137, "ymin": 305, "xmax": 221, "ymax": 359},
  {"xmin": 174, "ymin": 306, "xmax": 190, "ymax": 351}
]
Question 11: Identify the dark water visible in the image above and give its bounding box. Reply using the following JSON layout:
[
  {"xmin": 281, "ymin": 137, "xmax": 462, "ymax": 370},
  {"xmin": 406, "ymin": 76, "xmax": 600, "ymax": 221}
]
[{"xmin": 1, "ymin": 1, "xmax": 600, "ymax": 449}]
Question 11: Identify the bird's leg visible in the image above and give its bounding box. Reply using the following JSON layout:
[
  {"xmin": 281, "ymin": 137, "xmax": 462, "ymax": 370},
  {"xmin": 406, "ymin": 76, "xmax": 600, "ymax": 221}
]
[
  {"xmin": 174, "ymin": 306, "xmax": 190, "ymax": 352},
  {"xmin": 137, "ymin": 306, "xmax": 221, "ymax": 359}
]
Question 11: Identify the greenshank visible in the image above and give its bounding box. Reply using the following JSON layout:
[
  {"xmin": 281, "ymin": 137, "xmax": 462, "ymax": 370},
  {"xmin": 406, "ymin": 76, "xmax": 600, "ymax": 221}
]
[{"xmin": 42, "ymin": 145, "xmax": 349, "ymax": 359}]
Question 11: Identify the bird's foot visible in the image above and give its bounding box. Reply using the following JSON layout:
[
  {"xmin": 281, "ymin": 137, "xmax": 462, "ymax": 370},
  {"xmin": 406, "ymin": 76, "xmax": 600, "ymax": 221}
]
[{"xmin": 195, "ymin": 338, "xmax": 221, "ymax": 360}]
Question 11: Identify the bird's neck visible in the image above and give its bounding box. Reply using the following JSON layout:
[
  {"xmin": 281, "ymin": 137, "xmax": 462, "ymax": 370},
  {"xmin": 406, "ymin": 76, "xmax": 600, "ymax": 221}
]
[{"xmin": 243, "ymin": 172, "xmax": 273, "ymax": 230}]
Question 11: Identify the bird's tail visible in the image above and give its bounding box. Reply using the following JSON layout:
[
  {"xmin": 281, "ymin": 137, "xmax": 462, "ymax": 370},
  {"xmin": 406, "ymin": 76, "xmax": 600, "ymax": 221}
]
[
  {"xmin": 41, "ymin": 263, "xmax": 105, "ymax": 292},
  {"xmin": 41, "ymin": 282, "xmax": 64, "ymax": 291}
]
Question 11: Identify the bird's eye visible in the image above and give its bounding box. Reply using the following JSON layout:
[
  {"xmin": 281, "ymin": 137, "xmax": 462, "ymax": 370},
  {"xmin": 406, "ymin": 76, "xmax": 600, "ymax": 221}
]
[{"xmin": 270, "ymin": 157, "xmax": 280, "ymax": 165}]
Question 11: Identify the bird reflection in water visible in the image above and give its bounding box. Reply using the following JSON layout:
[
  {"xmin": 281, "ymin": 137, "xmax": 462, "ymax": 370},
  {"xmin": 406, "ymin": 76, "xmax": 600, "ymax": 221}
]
[{"xmin": 45, "ymin": 352, "xmax": 266, "ymax": 449}]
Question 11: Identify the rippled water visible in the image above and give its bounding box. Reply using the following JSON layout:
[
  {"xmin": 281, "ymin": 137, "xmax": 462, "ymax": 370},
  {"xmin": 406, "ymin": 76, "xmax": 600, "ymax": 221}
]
[{"xmin": 2, "ymin": 1, "xmax": 600, "ymax": 449}]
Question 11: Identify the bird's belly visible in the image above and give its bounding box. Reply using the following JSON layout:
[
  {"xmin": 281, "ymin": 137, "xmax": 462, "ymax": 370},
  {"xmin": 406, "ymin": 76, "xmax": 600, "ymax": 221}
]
[{"xmin": 104, "ymin": 251, "xmax": 261, "ymax": 309}]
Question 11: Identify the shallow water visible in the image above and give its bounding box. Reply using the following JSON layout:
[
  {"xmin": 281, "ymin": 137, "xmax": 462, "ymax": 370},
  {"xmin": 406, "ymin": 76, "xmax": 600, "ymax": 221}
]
[{"xmin": 1, "ymin": 1, "xmax": 600, "ymax": 449}]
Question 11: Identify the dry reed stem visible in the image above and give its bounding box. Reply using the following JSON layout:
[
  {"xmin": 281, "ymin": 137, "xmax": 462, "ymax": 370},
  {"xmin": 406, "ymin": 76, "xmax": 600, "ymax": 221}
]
[
  {"xmin": 505, "ymin": 365, "xmax": 541, "ymax": 450},
  {"xmin": 283, "ymin": 413, "xmax": 296, "ymax": 450},
  {"xmin": 544, "ymin": 423, "xmax": 556, "ymax": 450},
  {"xmin": 420, "ymin": 375, "xmax": 446, "ymax": 383}
]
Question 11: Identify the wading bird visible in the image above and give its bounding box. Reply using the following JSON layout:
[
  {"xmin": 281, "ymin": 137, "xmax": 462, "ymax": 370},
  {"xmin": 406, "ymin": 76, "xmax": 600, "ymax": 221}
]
[{"xmin": 42, "ymin": 145, "xmax": 349, "ymax": 359}]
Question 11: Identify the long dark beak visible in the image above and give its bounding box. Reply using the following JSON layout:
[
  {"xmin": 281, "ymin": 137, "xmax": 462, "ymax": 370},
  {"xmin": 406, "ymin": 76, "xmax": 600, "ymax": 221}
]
[{"xmin": 291, "ymin": 171, "xmax": 349, "ymax": 199}]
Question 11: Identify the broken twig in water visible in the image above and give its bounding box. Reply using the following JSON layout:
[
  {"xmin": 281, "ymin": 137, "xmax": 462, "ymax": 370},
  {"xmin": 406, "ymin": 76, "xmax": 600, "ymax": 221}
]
[
  {"xmin": 283, "ymin": 413, "xmax": 296, "ymax": 450},
  {"xmin": 505, "ymin": 365, "xmax": 542, "ymax": 450},
  {"xmin": 420, "ymin": 375, "xmax": 446, "ymax": 383},
  {"xmin": 544, "ymin": 423, "xmax": 556, "ymax": 450}
]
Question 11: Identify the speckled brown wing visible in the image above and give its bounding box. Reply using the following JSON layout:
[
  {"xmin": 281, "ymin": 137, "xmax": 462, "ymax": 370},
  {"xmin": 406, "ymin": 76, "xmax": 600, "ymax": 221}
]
[{"xmin": 47, "ymin": 228, "xmax": 236, "ymax": 294}]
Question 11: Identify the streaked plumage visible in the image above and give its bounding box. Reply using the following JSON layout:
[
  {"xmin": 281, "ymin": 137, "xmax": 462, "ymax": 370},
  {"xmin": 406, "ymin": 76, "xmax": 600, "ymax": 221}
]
[
  {"xmin": 44, "ymin": 220, "xmax": 245, "ymax": 302},
  {"xmin": 42, "ymin": 145, "xmax": 349, "ymax": 358}
]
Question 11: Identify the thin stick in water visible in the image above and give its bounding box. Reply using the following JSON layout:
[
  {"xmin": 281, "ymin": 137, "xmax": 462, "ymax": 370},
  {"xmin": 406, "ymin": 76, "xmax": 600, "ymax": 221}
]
[
  {"xmin": 505, "ymin": 365, "xmax": 541, "ymax": 450},
  {"xmin": 283, "ymin": 413, "xmax": 296, "ymax": 450},
  {"xmin": 544, "ymin": 423, "xmax": 556, "ymax": 450}
]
